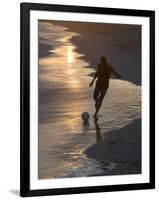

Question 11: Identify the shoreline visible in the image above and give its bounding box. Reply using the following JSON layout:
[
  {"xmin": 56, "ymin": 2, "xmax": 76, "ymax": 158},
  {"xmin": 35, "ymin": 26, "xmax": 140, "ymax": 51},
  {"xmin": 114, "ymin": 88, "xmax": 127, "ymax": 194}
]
[
  {"xmin": 39, "ymin": 20, "xmax": 141, "ymax": 85},
  {"xmin": 84, "ymin": 119, "xmax": 141, "ymax": 176},
  {"xmin": 70, "ymin": 33, "xmax": 141, "ymax": 85}
]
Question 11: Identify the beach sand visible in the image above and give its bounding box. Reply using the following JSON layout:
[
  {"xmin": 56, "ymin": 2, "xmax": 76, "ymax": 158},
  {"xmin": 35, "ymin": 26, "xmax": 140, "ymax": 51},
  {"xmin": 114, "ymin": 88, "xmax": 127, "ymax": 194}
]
[
  {"xmin": 84, "ymin": 119, "xmax": 141, "ymax": 176},
  {"xmin": 38, "ymin": 20, "xmax": 142, "ymax": 179}
]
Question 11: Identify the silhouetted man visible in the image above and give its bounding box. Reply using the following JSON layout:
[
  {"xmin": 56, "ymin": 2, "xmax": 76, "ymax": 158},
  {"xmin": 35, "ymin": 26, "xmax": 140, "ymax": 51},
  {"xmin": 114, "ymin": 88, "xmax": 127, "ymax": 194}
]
[{"xmin": 89, "ymin": 56, "xmax": 122, "ymax": 118}]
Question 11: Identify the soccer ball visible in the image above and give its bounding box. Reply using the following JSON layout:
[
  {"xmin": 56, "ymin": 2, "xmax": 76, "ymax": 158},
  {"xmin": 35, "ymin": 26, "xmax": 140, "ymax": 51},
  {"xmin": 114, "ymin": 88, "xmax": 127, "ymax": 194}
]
[{"xmin": 81, "ymin": 112, "xmax": 89, "ymax": 121}]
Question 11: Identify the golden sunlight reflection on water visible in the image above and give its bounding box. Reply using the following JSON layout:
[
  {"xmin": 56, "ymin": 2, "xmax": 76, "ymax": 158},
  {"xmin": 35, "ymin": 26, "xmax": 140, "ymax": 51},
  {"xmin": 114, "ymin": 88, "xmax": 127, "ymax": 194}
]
[
  {"xmin": 39, "ymin": 42, "xmax": 91, "ymax": 89},
  {"xmin": 67, "ymin": 45, "xmax": 75, "ymax": 64}
]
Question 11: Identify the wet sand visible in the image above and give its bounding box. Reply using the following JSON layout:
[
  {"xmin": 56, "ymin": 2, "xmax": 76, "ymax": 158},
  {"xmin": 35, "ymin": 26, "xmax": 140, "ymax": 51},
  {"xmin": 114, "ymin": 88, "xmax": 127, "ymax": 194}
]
[{"xmin": 84, "ymin": 119, "xmax": 141, "ymax": 176}]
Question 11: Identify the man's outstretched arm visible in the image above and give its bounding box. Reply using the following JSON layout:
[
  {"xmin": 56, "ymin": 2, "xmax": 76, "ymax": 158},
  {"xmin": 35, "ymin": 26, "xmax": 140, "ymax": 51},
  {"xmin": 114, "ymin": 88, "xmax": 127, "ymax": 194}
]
[
  {"xmin": 111, "ymin": 66, "xmax": 122, "ymax": 79},
  {"xmin": 89, "ymin": 72, "xmax": 97, "ymax": 87}
]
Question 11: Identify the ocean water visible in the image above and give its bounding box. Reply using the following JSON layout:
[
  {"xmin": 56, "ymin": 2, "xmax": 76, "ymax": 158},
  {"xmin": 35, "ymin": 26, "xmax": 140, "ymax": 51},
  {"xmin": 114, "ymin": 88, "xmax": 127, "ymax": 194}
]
[{"xmin": 38, "ymin": 21, "xmax": 141, "ymax": 179}]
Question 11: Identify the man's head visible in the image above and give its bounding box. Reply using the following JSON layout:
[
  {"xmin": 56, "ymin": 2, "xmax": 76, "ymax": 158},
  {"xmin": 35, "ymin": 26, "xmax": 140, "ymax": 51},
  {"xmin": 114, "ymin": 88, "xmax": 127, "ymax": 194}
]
[{"xmin": 100, "ymin": 56, "xmax": 107, "ymax": 64}]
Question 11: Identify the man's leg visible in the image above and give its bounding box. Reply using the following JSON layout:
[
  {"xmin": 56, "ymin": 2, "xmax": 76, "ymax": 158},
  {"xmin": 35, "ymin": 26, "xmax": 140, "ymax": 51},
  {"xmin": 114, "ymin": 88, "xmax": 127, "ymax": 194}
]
[
  {"xmin": 94, "ymin": 87, "xmax": 107, "ymax": 118},
  {"xmin": 93, "ymin": 85, "xmax": 100, "ymax": 105}
]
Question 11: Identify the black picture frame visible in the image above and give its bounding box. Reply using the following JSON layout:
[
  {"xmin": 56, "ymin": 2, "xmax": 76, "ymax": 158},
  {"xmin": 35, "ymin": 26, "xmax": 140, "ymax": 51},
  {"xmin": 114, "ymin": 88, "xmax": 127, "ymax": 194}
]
[{"xmin": 20, "ymin": 2, "xmax": 155, "ymax": 197}]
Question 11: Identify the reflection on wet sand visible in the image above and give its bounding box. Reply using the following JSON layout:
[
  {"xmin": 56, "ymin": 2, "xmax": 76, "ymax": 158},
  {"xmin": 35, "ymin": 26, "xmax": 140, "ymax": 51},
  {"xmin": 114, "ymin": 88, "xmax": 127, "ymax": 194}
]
[
  {"xmin": 83, "ymin": 118, "xmax": 103, "ymax": 143},
  {"xmin": 94, "ymin": 118, "xmax": 103, "ymax": 142}
]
